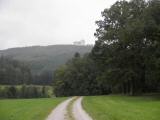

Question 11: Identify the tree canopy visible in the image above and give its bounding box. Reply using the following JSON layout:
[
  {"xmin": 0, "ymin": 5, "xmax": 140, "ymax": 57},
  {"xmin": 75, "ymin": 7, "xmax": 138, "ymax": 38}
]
[
  {"xmin": 54, "ymin": 0, "xmax": 160, "ymax": 96},
  {"xmin": 92, "ymin": 0, "xmax": 160, "ymax": 95},
  {"xmin": 0, "ymin": 56, "xmax": 32, "ymax": 85}
]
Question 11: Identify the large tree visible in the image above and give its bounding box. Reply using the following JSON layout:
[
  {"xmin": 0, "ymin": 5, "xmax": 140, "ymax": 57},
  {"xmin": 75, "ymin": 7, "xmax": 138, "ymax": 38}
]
[
  {"xmin": 54, "ymin": 53, "xmax": 102, "ymax": 97},
  {"xmin": 92, "ymin": 0, "xmax": 160, "ymax": 95}
]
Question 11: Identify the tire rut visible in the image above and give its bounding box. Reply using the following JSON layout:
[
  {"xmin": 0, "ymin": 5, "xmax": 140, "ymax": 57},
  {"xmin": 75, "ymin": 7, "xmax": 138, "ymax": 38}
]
[{"xmin": 46, "ymin": 97, "xmax": 92, "ymax": 120}]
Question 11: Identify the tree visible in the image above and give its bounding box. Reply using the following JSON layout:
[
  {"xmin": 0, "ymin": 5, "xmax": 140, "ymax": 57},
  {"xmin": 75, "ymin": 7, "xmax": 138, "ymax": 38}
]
[
  {"xmin": 54, "ymin": 53, "xmax": 102, "ymax": 97},
  {"xmin": 0, "ymin": 56, "xmax": 32, "ymax": 85},
  {"xmin": 53, "ymin": 0, "xmax": 160, "ymax": 96},
  {"xmin": 92, "ymin": 0, "xmax": 160, "ymax": 95},
  {"xmin": 6, "ymin": 86, "xmax": 17, "ymax": 98}
]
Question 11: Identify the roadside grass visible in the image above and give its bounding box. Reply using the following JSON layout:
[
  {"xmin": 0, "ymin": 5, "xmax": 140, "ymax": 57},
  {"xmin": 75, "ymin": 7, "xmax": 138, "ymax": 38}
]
[
  {"xmin": 83, "ymin": 95, "xmax": 160, "ymax": 120},
  {"xmin": 66, "ymin": 97, "xmax": 78, "ymax": 120},
  {"xmin": 0, "ymin": 97, "xmax": 67, "ymax": 120}
]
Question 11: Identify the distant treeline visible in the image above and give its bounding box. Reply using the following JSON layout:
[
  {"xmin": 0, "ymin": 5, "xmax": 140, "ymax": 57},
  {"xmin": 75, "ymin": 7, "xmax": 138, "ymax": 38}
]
[
  {"xmin": 54, "ymin": 0, "xmax": 160, "ymax": 96},
  {"xmin": 0, "ymin": 56, "xmax": 32, "ymax": 84},
  {"xmin": 0, "ymin": 45, "xmax": 92, "ymax": 85},
  {"xmin": 0, "ymin": 45, "xmax": 92, "ymax": 75},
  {"xmin": 0, "ymin": 56, "xmax": 53, "ymax": 85},
  {"xmin": 0, "ymin": 85, "xmax": 51, "ymax": 98},
  {"xmin": 0, "ymin": 57, "xmax": 53, "ymax": 98}
]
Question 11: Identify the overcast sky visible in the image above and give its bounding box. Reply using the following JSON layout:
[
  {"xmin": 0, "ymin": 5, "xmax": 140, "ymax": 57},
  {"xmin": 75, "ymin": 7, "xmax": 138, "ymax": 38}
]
[{"xmin": 0, "ymin": 0, "xmax": 121, "ymax": 50}]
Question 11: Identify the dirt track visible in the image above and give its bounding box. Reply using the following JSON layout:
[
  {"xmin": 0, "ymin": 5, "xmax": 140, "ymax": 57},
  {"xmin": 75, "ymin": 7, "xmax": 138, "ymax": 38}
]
[{"xmin": 46, "ymin": 97, "xmax": 92, "ymax": 120}]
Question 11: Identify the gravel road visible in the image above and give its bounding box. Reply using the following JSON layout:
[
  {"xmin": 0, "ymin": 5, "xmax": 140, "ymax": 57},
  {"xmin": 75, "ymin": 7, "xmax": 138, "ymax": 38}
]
[
  {"xmin": 46, "ymin": 97, "xmax": 92, "ymax": 120},
  {"xmin": 73, "ymin": 97, "xmax": 92, "ymax": 120},
  {"xmin": 46, "ymin": 97, "xmax": 73, "ymax": 120}
]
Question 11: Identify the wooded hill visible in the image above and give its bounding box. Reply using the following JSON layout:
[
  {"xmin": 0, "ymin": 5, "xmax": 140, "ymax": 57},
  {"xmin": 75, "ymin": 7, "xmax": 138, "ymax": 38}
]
[
  {"xmin": 0, "ymin": 45, "xmax": 92, "ymax": 85},
  {"xmin": 0, "ymin": 45, "xmax": 92, "ymax": 75}
]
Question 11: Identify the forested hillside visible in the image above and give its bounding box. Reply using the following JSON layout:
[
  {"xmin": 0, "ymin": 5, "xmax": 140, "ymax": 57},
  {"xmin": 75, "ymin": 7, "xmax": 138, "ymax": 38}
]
[
  {"xmin": 0, "ymin": 45, "xmax": 92, "ymax": 85},
  {"xmin": 0, "ymin": 45, "xmax": 92, "ymax": 74},
  {"xmin": 0, "ymin": 57, "xmax": 32, "ymax": 85}
]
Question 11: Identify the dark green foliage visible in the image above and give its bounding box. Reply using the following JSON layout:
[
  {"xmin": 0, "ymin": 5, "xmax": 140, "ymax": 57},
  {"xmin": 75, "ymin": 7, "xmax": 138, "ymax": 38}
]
[
  {"xmin": 41, "ymin": 86, "xmax": 48, "ymax": 97},
  {"xmin": 54, "ymin": 53, "xmax": 103, "ymax": 97},
  {"xmin": 0, "ymin": 0, "xmax": 159, "ymax": 96},
  {"xmin": 0, "ymin": 56, "xmax": 32, "ymax": 85},
  {"xmin": 92, "ymin": 0, "xmax": 160, "ymax": 95},
  {"xmin": 0, "ymin": 45, "xmax": 92, "ymax": 74},
  {"xmin": 0, "ymin": 85, "xmax": 50, "ymax": 98},
  {"xmin": 32, "ymin": 71, "xmax": 53, "ymax": 85},
  {"xmin": 6, "ymin": 86, "xmax": 17, "ymax": 98},
  {"xmin": 0, "ymin": 45, "xmax": 92, "ymax": 85},
  {"xmin": 54, "ymin": 0, "xmax": 160, "ymax": 96}
]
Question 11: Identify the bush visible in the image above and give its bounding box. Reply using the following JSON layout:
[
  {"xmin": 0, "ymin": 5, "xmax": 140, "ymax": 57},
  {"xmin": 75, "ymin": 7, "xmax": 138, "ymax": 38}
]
[{"xmin": 0, "ymin": 85, "xmax": 51, "ymax": 99}]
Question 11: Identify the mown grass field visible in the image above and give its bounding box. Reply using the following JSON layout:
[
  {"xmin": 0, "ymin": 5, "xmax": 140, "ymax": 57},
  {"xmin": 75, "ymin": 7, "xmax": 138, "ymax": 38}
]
[
  {"xmin": 83, "ymin": 95, "xmax": 160, "ymax": 120},
  {"xmin": 0, "ymin": 97, "xmax": 66, "ymax": 120}
]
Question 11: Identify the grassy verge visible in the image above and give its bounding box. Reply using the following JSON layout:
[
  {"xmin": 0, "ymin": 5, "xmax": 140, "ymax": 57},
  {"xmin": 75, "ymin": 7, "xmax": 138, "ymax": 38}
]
[
  {"xmin": 66, "ymin": 97, "xmax": 78, "ymax": 120},
  {"xmin": 0, "ymin": 97, "xmax": 66, "ymax": 120},
  {"xmin": 83, "ymin": 95, "xmax": 160, "ymax": 120}
]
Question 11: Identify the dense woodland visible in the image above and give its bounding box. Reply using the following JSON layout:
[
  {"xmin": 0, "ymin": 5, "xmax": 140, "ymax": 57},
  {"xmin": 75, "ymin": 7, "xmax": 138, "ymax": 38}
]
[
  {"xmin": 0, "ymin": 45, "xmax": 92, "ymax": 98},
  {"xmin": 54, "ymin": 0, "xmax": 160, "ymax": 96},
  {"xmin": 0, "ymin": 0, "xmax": 160, "ymax": 98},
  {"xmin": 0, "ymin": 57, "xmax": 51, "ymax": 98},
  {"xmin": 0, "ymin": 56, "xmax": 32, "ymax": 85},
  {"xmin": 54, "ymin": 53, "xmax": 102, "ymax": 96},
  {"xmin": 0, "ymin": 45, "xmax": 92, "ymax": 85}
]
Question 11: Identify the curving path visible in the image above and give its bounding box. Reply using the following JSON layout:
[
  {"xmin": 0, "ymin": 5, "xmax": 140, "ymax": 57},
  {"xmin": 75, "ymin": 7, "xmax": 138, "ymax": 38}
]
[
  {"xmin": 73, "ymin": 97, "xmax": 92, "ymax": 120},
  {"xmin": 46, "ymin": 97, "xmax": 74, "ymax": 120},
  {"xmin": 46, "ymin": 97, "xmax": 92, "ymax": 120}
]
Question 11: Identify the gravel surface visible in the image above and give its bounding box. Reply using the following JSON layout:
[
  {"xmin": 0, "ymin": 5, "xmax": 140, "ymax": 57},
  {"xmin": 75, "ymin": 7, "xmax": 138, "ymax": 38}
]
[
  {"xmin": 46, "ymin": 97, "xmax": 73, "ymax": 120},
  {"xmin": 73, "ymin": 97, "xmax": 93, "ymax": 120},
  {"xmin": 46, "ymin": 97, "xmax": 92, "ymax": 120}
]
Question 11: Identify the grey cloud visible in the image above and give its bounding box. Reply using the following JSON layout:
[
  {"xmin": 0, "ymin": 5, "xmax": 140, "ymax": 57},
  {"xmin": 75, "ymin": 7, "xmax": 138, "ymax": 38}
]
[{"xmin": 0, "ymin": 0, "xmax": 121, "ymax": 50}]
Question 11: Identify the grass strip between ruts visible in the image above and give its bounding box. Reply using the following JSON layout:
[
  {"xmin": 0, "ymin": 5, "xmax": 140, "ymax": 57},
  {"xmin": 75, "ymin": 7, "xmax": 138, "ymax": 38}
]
[{"xmin": 65, "ymin": 97, "xmax": 78, "ymax": 120}]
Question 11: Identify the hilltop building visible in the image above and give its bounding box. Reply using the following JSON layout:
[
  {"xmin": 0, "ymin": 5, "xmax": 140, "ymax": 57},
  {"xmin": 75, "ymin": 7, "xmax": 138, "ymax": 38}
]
[{"xmin": 73, "ymin": 40, "xmax": 85, "ymax": 46}]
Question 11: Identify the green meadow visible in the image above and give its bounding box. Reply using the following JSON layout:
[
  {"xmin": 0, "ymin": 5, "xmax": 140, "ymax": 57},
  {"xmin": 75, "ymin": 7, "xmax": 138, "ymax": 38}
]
[
  {"xmin": 83, "ymin": 95, "xmax": 160, "ymax": 120},
  {"xmin": 0, "ymin": 97, "xmax": 66, "ymax": 120}
]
